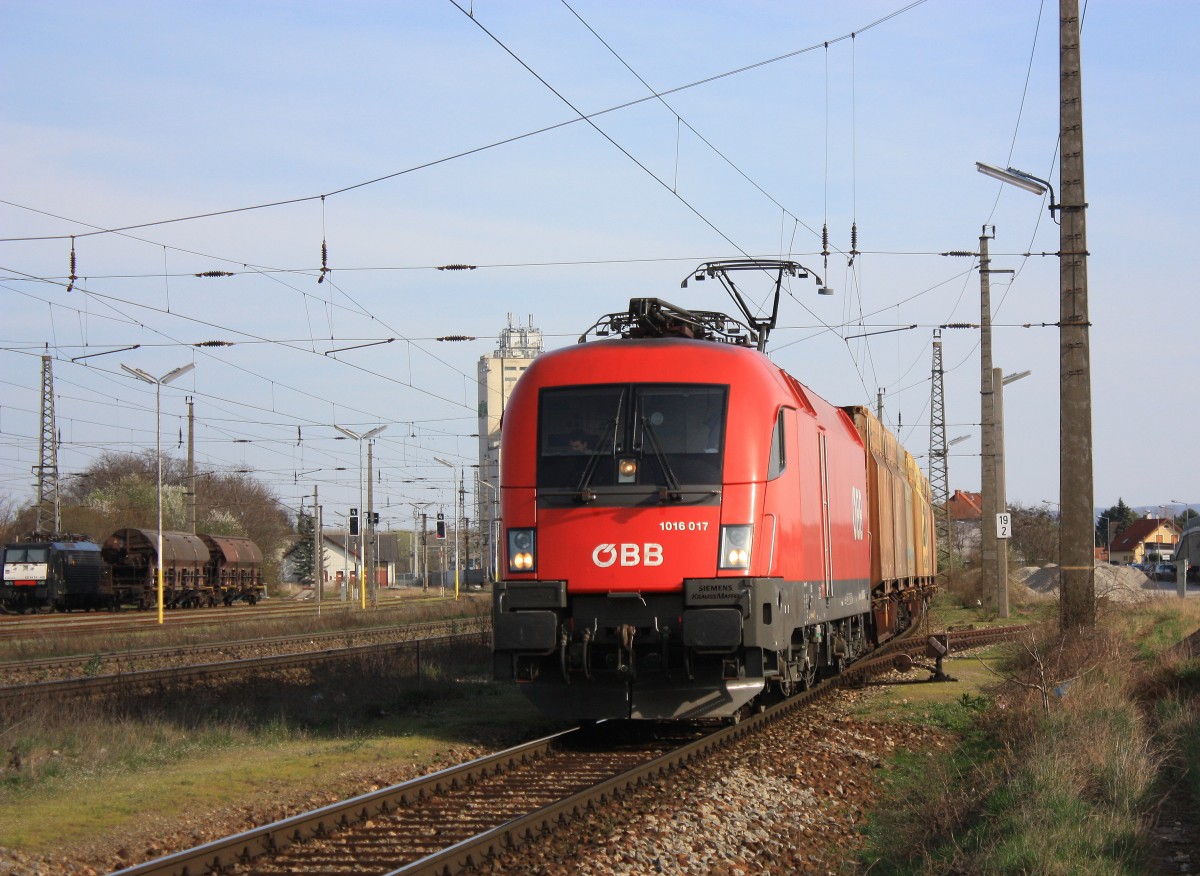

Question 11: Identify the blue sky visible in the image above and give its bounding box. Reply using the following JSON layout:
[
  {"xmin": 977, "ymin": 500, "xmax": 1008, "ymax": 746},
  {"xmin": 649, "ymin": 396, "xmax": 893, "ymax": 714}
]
[{"xmin": 2, "ymin": 0, "xmax": 1197, "ymax": 526}]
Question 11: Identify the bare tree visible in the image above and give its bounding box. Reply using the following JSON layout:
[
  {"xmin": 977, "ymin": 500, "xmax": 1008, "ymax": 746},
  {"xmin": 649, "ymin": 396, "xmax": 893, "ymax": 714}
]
[{"xmin": 1009, "ymin": 502, "xmax": 1060, "ymax": 567}]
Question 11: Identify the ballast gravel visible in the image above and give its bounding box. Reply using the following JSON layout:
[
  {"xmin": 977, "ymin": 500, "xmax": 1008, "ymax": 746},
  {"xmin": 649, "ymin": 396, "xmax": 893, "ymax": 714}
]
[
  {"xmin": 482, "ymin": 688, "xmax": 950, "ymax": 875},
  {"xmin": 1, "ymin": 687, "xmax": 947, "ymax": 876}
]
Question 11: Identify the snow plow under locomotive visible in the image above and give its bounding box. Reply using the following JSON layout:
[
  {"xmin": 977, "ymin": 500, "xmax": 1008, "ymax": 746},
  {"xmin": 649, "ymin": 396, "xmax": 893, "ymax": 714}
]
[
  {"xmin": 1, "ymin": 528, "xmax": 265, "ymax": 612},
  {"xmin": 492, "ymin": 261, "xmax": 936, "ymax": 721}
]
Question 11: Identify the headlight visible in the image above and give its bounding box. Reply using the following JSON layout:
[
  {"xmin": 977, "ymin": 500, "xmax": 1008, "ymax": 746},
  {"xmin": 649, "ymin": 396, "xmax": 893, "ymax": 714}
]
[
  {"xmin": 507, "ymin": 528, "xmax": 537, "ymax": 573},
  {"xmin": 718, "ymin": 524, "xmax": 753, "ymax": 570}
]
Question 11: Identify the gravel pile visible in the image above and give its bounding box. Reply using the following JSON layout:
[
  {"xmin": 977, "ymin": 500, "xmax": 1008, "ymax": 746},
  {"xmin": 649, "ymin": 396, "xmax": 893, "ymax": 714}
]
[{"xmin": 1023, "ymin": 562, "xmax": 1164, "ymax": 603}]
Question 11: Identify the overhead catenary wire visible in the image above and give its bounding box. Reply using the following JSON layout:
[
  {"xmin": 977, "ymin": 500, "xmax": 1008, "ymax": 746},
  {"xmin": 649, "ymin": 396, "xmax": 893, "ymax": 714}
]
[
  {"xmin": 0, "ymin": 0, "xmax": 1065, "ymax": 511},
  {"xmin": 0, "ymin": 0, "xmax": 931, "ymax": 247}
]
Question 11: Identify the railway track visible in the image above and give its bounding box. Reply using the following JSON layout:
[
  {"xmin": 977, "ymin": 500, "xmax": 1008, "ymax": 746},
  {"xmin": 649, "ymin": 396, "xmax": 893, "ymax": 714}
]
[
  {"xmin": 0, "ymin": 616, "xmax": 489, "ymax": 681},
  {"xmin": 0, "ymin": 623, "xmax": 491, "ymax": 716},
  {"xmin": 0, "ymin": 589, "xmax": 482, "ymax": 642},
  {"xmin": 109, "ymin": 621, "xmax": 1028, "ymax": 876}
]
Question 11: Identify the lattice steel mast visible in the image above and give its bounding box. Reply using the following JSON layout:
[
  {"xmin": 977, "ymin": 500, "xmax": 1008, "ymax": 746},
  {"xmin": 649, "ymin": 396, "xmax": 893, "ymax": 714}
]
[
  {"xmin": 928, "ymin": 329, "xmax": 950, "ymax": 563},
  {"xmin": 35, "ymin": 352, "xmax": 60, "ymax": 534}
]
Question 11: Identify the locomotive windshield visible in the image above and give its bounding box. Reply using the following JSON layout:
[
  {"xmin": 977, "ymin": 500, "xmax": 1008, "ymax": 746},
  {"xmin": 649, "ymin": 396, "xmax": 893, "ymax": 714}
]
[
  {"xmin": 4, "ymin": 546, "xmax": 48, "ymax": 564},
  {"xmin": 538, "ymin": 383, "xmax": 726, "ymax": 500}
]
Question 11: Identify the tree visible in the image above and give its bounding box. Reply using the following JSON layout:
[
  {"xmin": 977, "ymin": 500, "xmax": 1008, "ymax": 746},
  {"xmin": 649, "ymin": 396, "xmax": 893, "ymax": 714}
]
[
  {"xmin": 292, "ymin": 510, "xmax": 316, "ymax": 586},
  {"xmin": 0, "ymin": 492, "xmax": 24, "ymax": 545},
  {"xmin": 1009, "ymin": 502, "xmax": 1060, "ymax": 567},
  {"xmin": 56, "ymin": 451, "xmax": 292, "ymax": 587},
  {"xmin": 1096, "ymin": 498, "xmax": 1138, "ymax": 549}
]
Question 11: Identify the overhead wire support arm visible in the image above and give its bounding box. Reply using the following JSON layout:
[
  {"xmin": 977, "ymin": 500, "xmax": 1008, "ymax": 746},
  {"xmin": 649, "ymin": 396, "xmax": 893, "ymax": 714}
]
[
  {"xmin": 844, "ymin": 324, "xmax": 918, "ymax": 340},
  {"xmin": 324, "ymin": 338, "xmax": 396, "ymax": 356}
]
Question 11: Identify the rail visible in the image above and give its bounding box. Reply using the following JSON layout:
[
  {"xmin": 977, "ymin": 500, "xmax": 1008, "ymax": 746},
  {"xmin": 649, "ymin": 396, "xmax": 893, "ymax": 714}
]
[
  {"xmin": 0, "ymin": 615, "xmax": 489, "ymax": 678},
  {"xmin": 0, "ymin": 630, "xmax": 490, "ymax": 715},
  {"xmin": 105, "ymin": 619, "xmax": 1030, "ymax": 875}
]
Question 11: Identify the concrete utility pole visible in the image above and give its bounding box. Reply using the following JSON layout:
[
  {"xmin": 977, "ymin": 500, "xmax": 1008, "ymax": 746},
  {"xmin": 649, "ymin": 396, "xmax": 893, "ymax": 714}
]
[
  {"xmin": 978, "ymin": 228, "xmax": 998, "ymax": 612},
  {"xmin": 1057, "ymin": 0, "xmax": 1095, "ymax": 631},
  {"xmin": 186, "ymin": 397, "xmax": 196, "ymax": 534},
  {"xmin": 421, "ymin": 512, "xmax": 429, "ymax": 590},
  {"xmin": 366, "ymin": 440, "xmax": 375, "ymax": 607},
  {"xmin": 313, "ymin": 485, "xmax": 322, "ymax": 615},
  {"xmin": 995, "ymin": 367, "xmax": 1010, "ymax": 618}
]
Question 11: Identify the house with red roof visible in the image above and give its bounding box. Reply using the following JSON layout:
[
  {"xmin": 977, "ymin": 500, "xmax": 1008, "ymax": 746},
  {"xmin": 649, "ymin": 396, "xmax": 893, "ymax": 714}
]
[
  {"xmin": 943, "ymin": 490, "xmax": 983, "ymax": 561},
  {"xmin": 947, "ymin": 490, "xmax": 983, "ymax": 521},
  {"xmin": 1108, "ymin": 516, "xmax": 1179, "ymax": 565}
]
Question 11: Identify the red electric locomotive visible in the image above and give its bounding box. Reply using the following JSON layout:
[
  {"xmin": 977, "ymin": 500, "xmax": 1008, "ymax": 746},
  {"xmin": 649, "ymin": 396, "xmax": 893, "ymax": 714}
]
[{"xmin": 492, "ymin": 260, "xmax": 935, "ymax": 721}]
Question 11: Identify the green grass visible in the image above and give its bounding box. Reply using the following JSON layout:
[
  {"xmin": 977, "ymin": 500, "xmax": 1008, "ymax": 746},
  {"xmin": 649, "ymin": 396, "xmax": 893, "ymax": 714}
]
[{"xmin": 4, "ymin": 698, "xmax": 547, "ymax": 850}]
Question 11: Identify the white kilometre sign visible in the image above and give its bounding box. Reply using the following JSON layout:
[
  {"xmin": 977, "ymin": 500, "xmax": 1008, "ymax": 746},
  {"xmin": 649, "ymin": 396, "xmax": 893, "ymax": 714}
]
[{"xmin": 996, "ymin": 513, "xmax": 1012, "ymax": 539}]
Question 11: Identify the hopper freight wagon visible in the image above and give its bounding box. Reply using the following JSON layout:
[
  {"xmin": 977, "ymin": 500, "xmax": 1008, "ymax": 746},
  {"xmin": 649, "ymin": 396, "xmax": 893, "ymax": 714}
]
[
  {"xmin": 101, "ymin": 528, "xmax": 266, "ymax": 609},
  {"xmin": 199, "ymin": 534, "xmax": 265, "ymax": 604},
  {"xmin": 1, "ymin": 529, "xmax": 267, "ymax": 612}
]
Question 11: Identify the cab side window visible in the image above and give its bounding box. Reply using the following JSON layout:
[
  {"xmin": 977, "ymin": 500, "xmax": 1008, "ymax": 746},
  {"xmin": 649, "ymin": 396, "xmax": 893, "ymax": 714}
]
[{"xmin": 768, "ymin": 409, "xmax": 787, "ymax": 480}]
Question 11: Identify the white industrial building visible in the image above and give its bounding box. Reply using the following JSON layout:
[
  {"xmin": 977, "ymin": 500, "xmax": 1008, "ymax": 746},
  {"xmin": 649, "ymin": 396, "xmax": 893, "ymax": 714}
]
[{"xmin": 475, "ymin": 314, "xmax": 542, "ymax": 580}]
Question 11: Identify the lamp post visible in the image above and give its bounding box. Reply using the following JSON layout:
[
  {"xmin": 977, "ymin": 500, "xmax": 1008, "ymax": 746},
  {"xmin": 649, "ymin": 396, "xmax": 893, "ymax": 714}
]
[
  {"xmin": 978, "ymin": 158, "xmax": 1091, "ymax": 626},
  {"xmin": 475, "ymin": 474, "xmax": 500, "ymax": 584},
  {"xmin": 410, "ymin": 501, "xmax": 432, "ymax": 587},
  {"xmin": 1096, "ymin": 515, "xmax": 1113, "ymax": 559},
  {"xmin": 1172, "ymin": 500, "xmax": 1192, "ymax": 595},
  {"xmin": 1170, "ymin": 499, "xmax": 1193, "ymax": 541},
  {"xmin": 434, "ymin": 457, "xmax": 460, "ymax": 600},
  {"xmin": 970, "ymin": 227, "xmax": 1015, "ymax": 616},
  {"xmin": 976, "ymin": 1, "xmax": 1092, "ymax": 633},
  {"xmin": 1166, "ymin": 498, "xmax": 1188, "ymax": 558},
  {"xmin": 994, "ymin": 368, "xmax": 1030, "ymax": 618},
  {"xmin": 121, "ymin": 361, "xmax": 195, "ymax": 624},
  {"xmin": 335, "ymin": 424, "xmax": 386, "ymax": 608}
]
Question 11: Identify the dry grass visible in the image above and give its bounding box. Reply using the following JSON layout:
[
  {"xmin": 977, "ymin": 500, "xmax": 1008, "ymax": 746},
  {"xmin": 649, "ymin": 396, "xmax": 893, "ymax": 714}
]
[
  {"xmin": 859, "ymin": 595, "xmax": 1200, "ymax": 875},
  {"xmin": 0, "ymin": 632, "xmax": 560, "ymax": 854}
]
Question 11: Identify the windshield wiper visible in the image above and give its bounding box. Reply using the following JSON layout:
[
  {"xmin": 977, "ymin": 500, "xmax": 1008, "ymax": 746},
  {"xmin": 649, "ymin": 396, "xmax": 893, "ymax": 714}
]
[
  {"xmin": 575, "ymin": 415, "xmax": 619, "ymax": 501},
  {"xmin": 640, "ymin": 417, "xmax": 683, "ymax": 502}
]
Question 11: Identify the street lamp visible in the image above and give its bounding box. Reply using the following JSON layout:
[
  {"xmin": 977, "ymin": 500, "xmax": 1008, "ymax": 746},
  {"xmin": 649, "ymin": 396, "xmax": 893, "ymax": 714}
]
[
  {"xmin": 1096, "ymin": 515, "xmax": 1114, "ymax": 558},
  {"xmin": 975, "ymin": 162, "xmax": 1059, "ymax": 205},
  {"xmin": 335, "ymin": 424, "xmax": 386, "ymax": 608},
  {"xmin": 475, "ymin": 474, "xmax": 500, "ymax": 584},
  {"xmin": 1173, "ymin": 500, "xmax": 1193, "ymax": 593},
  {"xmin": 410, "ymin": 501, "xmax": 433, "ymax": 589},
  {"xmin": 979, "ymin": 147, "xmax": 1094, "ymax": 631},
  {"xmin": 994, "ymin": 368, "xmax": 1030, "ymax": 618},
  {"xmin": 1169, "ymin": 500, "xmax": 1191, "ymax": 526},
  {"xmin": 434, "ymin": 457, "xmax": 460, "ymax": 600},
  {"xmin": 121, "ymin": 361, "xmax": 195, "ymax": 624}
]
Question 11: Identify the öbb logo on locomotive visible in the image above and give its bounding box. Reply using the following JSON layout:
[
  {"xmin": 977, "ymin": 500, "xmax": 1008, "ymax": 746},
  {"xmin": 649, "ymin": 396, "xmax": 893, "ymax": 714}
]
[
  {"xmin": 591, "ymin": 543, "xmax": 665, "ymax": 568},
  {"xmin": 492, "ymin": 262, "xmax": 937, "ymax": 723}
]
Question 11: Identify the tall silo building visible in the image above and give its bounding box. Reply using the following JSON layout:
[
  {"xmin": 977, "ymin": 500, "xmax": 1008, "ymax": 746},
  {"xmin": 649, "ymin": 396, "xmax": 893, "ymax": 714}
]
[{"xmin": 476, "ymin": 314, "xmax": 542, "ymax": 579}]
